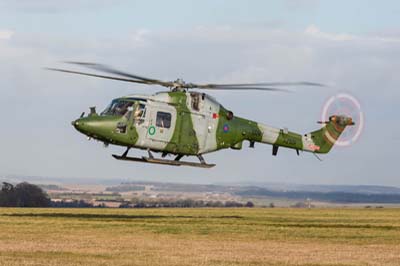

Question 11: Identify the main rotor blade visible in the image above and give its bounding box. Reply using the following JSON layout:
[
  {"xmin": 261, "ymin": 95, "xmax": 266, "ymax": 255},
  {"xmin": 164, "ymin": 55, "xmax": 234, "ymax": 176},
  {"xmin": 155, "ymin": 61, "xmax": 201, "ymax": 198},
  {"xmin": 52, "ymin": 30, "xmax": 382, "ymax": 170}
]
[
  {"xmin": 65, "ymin": 62, "xmax": 323, "ymax": 89},
  {"xmin": 51, "ymin": 61, "xmax": 323, "ymax": 92},
  {"xmin": 45, "ymin": 68, "xmax": 156, "ymax": 85},
  {"xmin": 193, "ymin": 81, "xmax": 325, "ymax": 88},
  {"xmin": 194, "ymin": 86, "xmax": 291, "ymax": 92},
  {"xmin": 65, "ymin": 61, "xmax": 173, "ymax": 87}
]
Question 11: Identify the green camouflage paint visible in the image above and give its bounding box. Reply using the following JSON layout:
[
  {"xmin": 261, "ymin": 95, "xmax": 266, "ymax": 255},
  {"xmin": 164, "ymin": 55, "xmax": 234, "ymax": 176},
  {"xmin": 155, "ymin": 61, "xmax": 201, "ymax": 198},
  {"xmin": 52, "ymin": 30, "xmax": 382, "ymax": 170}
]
[
  {"xmin": 216, "ymin": 107, "xmax": 262, "ymax": 149},
  {"xmin": 274, "ymin": 130, "xmax": 303, "ymax": 150},
  {"xmin": 310, "ymin": 121, "xmax": 347, "ymax": 154},
  {"xmin": 164, "ymin": 92, "xmax": 199, "ymax": 155},
  {"xmin": 74, "ymin": 115, "xmax": 138, "ymax": 147}
]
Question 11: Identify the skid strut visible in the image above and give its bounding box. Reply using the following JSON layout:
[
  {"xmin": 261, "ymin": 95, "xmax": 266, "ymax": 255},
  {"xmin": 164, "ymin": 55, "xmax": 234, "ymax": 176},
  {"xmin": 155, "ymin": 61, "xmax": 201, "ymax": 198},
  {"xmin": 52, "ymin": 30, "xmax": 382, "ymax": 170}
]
[
  {"xmin": 122, "ymin": 147, "xmax": 130, "ymax": 158},
  {"xmin": 112, "ymin": 151, "xmax": 215, "ymax": 168}
]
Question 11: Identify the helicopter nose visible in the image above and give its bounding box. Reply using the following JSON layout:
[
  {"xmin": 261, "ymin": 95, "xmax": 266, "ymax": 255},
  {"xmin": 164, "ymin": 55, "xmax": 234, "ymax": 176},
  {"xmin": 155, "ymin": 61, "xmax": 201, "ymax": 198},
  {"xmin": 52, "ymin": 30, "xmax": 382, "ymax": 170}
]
[
  {"xmin": 72, "ymin": 119, "xmax": 82, "ymax": 129},
  {"xmin": 71, "ymin": 118, "xmax": 89, "ymax": 134},
  {"xmin": 71, "ymin": 117, "xmax": 105, "ymax": 138},
  {"xmin": 71, "ymin": 116, "xmax": 119, "ymax": 142}
]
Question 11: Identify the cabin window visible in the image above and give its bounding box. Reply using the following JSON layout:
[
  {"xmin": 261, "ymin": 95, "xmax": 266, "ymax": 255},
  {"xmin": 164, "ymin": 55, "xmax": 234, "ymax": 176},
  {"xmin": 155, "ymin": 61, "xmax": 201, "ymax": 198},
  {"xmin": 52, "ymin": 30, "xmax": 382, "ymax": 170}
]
[
  {"xmin": 156, "ymin": 112, "xmax": 171, "ymax": 129},
  {"xmin": 190, "ymin": 92, "xmax": 201, "ymax": 111}
]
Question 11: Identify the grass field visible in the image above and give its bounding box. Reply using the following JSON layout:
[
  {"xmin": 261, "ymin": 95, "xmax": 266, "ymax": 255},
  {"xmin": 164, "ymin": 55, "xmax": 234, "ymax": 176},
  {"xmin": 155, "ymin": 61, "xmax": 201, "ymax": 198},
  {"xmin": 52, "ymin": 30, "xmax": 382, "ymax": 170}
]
[{"xmin": 0, "ymin": 208, "xmax": 399, "ymax": 266}]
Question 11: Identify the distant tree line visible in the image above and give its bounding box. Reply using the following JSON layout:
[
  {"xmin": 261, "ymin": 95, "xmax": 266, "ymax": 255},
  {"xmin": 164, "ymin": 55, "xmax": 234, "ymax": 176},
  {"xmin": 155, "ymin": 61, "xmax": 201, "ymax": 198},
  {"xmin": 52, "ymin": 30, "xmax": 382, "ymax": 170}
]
[
  {"xmin": 0, "ymin": 182, "xmax": 50, "ymax": 207},
  {"xmin": 119, "ymin": 198, "xmax": 254, "ymax": 208},
  {"xmin": 51, "ymin": 199, "xmax": 254, "ymax": 209},
  {"xmin": 50, "ymin": 200, "xmax": 100, "ymax": 208},
  {"xmin": 0, "ymin": 182, "xmax": 255, "ymax": 208},
  {"xmin": 0, "ymin": 182, "xmax": 99, "ymax": 208}
]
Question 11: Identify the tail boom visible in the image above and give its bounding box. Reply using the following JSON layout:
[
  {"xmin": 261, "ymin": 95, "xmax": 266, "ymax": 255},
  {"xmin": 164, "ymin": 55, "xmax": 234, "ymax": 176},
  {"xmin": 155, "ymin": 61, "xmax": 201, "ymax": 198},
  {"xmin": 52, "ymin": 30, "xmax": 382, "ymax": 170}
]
[{"xmin": 255, "ymin": 115, "xmax": 354, "ymax": 155}]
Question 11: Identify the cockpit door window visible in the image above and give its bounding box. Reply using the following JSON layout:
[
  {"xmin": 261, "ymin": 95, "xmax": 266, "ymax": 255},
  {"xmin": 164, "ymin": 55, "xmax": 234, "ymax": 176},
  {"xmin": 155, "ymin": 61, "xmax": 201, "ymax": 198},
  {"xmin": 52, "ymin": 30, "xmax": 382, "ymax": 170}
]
[{"xmin": 134, "ymin": 104, "xmax": 147, "ymax": 125}]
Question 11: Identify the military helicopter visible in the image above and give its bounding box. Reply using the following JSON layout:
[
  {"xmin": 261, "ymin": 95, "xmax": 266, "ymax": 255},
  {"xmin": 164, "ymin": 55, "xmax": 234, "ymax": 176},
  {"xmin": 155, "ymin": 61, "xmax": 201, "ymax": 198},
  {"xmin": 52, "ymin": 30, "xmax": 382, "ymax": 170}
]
[{"xmin": 47, "ymin": 62, "xmax": 355, "ymax": 168}]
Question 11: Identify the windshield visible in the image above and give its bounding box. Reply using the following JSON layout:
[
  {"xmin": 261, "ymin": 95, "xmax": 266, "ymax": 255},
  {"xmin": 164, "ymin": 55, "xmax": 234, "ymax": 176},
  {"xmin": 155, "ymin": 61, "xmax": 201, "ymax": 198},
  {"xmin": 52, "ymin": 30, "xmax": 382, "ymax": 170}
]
[{"xmin": 101, "ymin": 99, "xmax": 134, "ymax": 116}]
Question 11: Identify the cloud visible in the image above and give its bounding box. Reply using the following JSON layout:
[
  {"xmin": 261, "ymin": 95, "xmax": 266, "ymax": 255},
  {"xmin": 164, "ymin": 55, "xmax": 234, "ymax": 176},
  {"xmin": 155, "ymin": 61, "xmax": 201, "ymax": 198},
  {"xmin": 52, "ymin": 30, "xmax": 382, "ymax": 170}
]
[
  {"xmin": 305, "ymin": 24, "xmax": 400, "ymax": 43},
  {"xmin": 0, "ymin": 30, "xmax": 13, "ymax": 40},
  {"xmin": 305, "ymin": 25, "xmax": 355, "ymax": 41},
  {"xmin": 284, "ymin": 0, "xmax": 320, "ymax": 11},
  {"xmin": 0, "ymin": 0, "xmax": 126, "ymax": 13}
]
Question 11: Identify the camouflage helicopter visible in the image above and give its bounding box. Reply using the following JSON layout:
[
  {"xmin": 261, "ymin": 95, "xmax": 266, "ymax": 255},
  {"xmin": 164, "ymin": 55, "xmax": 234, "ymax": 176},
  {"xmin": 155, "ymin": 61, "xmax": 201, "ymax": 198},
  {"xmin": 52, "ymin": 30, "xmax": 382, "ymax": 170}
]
[{"xmin": 48, "ymin": 62, "xmax": 355, "ymax": 168}]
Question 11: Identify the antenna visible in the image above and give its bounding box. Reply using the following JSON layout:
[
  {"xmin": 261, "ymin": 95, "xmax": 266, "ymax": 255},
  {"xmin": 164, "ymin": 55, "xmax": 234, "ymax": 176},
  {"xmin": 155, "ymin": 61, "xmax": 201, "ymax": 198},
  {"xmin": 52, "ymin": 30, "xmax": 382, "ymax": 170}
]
[{"xmin": 313, "ymin": 153, "xmax": 323, "ymax": 161}]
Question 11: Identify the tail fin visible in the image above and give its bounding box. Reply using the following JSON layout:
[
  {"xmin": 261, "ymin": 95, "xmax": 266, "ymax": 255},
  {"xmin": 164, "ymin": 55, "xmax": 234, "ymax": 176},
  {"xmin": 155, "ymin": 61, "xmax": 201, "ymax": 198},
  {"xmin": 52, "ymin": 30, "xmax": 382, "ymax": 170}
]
[{"xmin": 308, "ymin": 115, "xmax": 354, "ymax": 154}]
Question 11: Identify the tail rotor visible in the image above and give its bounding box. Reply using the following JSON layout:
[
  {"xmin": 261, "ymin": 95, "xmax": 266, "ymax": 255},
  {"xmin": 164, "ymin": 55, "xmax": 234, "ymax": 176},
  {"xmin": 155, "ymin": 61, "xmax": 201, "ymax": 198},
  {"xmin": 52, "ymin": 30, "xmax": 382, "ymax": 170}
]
[{"xmin": 320, "ymin": 93, "xmax": 363, "ymax": 147}]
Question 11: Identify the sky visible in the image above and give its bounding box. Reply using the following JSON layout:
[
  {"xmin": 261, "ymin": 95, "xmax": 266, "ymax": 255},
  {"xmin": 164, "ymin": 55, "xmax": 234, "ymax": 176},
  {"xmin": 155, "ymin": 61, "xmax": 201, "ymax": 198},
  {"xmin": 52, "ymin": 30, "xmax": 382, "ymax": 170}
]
[{"xmin": 0, "ymin": 0, "xmax": 399, "ymax": 186}]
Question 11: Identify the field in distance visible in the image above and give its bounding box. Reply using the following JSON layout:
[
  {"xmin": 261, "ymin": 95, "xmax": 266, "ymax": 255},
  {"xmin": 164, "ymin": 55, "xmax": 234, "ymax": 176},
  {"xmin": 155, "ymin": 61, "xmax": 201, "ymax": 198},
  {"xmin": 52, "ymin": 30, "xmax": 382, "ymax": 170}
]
[{"xmin": 0, "ymin": 208, "xmax": 399, "ymax": 266}]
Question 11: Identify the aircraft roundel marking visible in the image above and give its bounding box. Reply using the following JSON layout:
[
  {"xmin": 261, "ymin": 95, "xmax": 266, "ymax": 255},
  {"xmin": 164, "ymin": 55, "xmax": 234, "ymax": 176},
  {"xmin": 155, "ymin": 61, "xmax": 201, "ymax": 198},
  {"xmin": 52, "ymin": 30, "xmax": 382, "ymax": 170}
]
[
  {"xmin": 223, "ymin": 124, "xmax": 229, "ymax": 133},
  {"xmin": 148, "ymin": 125, "xmax": 156, "ymax": 135}
]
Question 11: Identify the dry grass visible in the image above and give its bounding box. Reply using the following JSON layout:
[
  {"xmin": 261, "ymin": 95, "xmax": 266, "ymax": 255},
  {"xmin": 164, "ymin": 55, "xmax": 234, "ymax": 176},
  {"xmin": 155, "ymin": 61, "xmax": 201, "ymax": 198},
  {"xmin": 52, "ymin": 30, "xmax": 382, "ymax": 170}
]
[{"xmin": 0, "ymin": 208, "xmax": 399, "ymax": 266}]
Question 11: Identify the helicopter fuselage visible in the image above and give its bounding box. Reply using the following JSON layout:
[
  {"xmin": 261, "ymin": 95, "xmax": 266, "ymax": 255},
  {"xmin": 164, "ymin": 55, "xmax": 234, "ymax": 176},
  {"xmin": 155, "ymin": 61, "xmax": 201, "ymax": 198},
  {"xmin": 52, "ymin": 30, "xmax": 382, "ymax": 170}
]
[
  {"xmin": 73, "ymin": 91, "xmax": 261, "ymax": 155},
  {"xmin": 72, "ymin": 90, "xmax": 354, "ymax": 160}
]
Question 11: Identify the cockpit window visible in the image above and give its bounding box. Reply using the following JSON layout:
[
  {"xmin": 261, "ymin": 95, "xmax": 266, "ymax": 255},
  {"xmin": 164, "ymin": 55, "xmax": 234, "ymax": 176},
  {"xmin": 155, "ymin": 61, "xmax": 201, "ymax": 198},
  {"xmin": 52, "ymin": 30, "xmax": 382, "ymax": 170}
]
[{"xmin": 101, "ymin": 99, "xmax": 134, "ymax": 116}]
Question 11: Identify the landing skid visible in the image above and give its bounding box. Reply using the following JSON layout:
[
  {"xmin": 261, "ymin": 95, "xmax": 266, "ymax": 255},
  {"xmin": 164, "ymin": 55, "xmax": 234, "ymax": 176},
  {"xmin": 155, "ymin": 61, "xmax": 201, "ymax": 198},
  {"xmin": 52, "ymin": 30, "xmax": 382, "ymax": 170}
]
[{"xmin": 112, "ymin": 150, "xmax": 215, "ymax": 168}]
